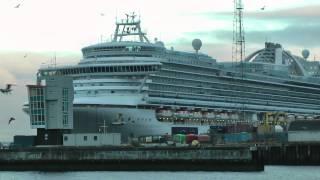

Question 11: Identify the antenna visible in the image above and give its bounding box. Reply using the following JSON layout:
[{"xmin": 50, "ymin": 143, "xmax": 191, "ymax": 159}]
[
  {"xmin": 51, "ymin": 51, "xmax": 57, "ymax": 68},
  {"xmin": 112, "ymin": 12, "xmax": 150, "ymax": 43},
  {"xmin": 232, "ymin": 0, "xmax": 245, "ymax": 71},
  {"xmin": 232, "ymin": 0, "xmax": 246, "ymax": 122},
  {"xmin": 99, "ymin": 120, "xmax": 108, "ymax": 134}
]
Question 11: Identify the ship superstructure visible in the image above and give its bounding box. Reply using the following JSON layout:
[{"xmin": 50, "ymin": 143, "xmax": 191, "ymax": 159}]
[{"xmin": 33, "ymin": 14, "xmax": 320, "ymax": 140}]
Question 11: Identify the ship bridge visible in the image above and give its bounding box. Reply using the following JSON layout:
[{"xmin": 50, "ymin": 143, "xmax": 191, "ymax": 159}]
[
  {"xmin": 81, "ymin": 41, "xmax": 165, "ymax": 61},
  {"xmin": 80, "ymin": 12, "xmax": 166, "ymax": 63},
  {"xmin": 244, "ymin": 42, "xmax": 307, "ymax": 77}
]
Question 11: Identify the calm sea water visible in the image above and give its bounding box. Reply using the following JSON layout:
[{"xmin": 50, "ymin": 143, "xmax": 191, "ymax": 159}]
[{"xmin": 0, "ymin": 166, "xmax": 320, "ymax": 180}]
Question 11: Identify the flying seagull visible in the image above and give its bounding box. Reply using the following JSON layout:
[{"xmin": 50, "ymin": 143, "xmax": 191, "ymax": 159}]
[
  {"xmin": 8, "ymin": 117, "xmax": 15, "ymax": 125},
  {"xmin": 0, "ymin": 84, "xmax": 15, "ymax": 94},
  {"xmin": 14, "ymin": 4, "xmax": 21, "ymax": 8}
]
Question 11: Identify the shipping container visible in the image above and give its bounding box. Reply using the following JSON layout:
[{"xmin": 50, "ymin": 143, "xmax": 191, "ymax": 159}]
[
  {"xmin": 139, "ymin": 135, "xmax": 168, "ymax": 144},
  {"xmin": 223, "ymin": 132, "xmax": 252, "ymax": 143},
  {"xmin": 151, "ymin": 136, "xmax": 166, "ymax": 143},
  {"xmin": 224, "ymin": 124, "xmax": 253, "ymax": 133},
  {"xmin": 239, "ymin": 132, "xmax": 252, "ymax": 142},
  {"xmin": 198, "ymin": 135, "xmax": 211, "ymax": 143},
  {"xmin": 186, "ymin": 134, "xmax": 198, "ymax": 144},
  {"xmin": 173, "ymin": 134, "xmax": 186, "ymax": 144}
]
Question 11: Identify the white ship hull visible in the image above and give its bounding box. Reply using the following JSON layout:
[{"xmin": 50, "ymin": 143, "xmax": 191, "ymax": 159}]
[
  {"xmin": 73, "ymin": 106, "xmax": 210, "ymax": 141},
  {"xmin": 30, "ymin": 16, "xmax": 320, "ymax": 143}
]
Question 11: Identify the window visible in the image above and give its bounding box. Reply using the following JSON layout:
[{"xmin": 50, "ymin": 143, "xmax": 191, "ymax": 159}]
[
  {"xmin": 84, "ymin": 136, "xmax": 87, "ymax": 141},
  {"xmin": 62, "ymin": 88, "xmax": 69, "ymax": 126},
  {"xmin": 64, "ymin": 136, "xmax": 68, "ymax": 141},
  {"xmin": 29, "ymin": 87, "xmax": 45, "ymax": 126},
  {"xmin": 94, "ymin": 136, "xmax": 98, "ymax": 141}
]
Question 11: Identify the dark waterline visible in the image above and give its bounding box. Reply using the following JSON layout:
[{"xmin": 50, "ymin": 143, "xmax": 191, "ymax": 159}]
[{"xmin": 1, "ymin": 166, "xmax": 320, "ymax": 180}]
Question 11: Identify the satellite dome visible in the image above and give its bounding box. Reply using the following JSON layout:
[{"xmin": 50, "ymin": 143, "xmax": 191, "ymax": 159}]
[
  {"xmin": 155, "ymin": 41, "xmax": 165, "ymax": 47},
  {"xmin": 302, "ymin": 49, "xmax": 310, "ymax": 59},
  {"xmin": 192, "ymin": 39, "xmax": 202, "ymax": 52}
]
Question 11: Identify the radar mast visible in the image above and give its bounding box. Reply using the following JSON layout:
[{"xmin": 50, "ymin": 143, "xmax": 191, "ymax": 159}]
[
  {"xmin": 113, "ymin": 12, "xmax": 150, "ymax": 43},
  {"xmin": 232, "ymin": 0, "xmax": 245, "ymax": 69},
  {"xmin": 232, "ymin": 0, "xmax": 246, "ymax": 122}
]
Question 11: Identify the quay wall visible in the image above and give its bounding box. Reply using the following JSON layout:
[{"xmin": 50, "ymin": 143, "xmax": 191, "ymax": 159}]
[
  {"xmin": 261, "ymin": 143, "xmax": 320, "ymax": 165},
  {"xmin": 0, "ymin": 146, "xmax": 263, "ymax": 171}
]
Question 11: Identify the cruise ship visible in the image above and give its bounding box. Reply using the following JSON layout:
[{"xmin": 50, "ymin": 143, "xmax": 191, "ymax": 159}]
[{"xmin": 33, "ymin": 14, "xmax": 320, "ymax": 140}]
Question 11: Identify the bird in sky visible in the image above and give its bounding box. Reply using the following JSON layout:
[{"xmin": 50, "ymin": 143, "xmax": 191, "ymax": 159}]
[
  {"xmin": 0, "ymin": 84, "xmax": 16, "ymax": 94},
  {"xmin": 8, "ymin": 117, "xmax": 15, "ymax": 125},
  {"xmin": 14, "ymin": 3, "xmax": 21, "ymax": 8}
]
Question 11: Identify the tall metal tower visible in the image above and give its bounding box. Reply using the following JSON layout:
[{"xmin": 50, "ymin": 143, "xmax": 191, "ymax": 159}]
[
  {"xmin": 232, "ymin": 0, "xmax": 246, "ymax": 122},
  {"xmin": 232, "ymin": 0, "xmax": 245, "ymax": 67}
]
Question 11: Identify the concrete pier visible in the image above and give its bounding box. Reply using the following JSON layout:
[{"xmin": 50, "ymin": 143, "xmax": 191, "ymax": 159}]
[
  {"xmin": 0, "ymin": 146, "xmax": 263, "ymax": 171},
  {"xmin": 261, "ymin": 143, "xmax": 320, "ymax": 165}
]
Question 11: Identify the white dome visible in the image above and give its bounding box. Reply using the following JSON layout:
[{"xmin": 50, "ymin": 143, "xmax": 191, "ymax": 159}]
[
  {"xmin": 302, "ymin": 49, "xmax": 310, "ymax": 59},
  {"xmin": 192, "ymin": 39, "xmax": 202, "ymax": 51}
]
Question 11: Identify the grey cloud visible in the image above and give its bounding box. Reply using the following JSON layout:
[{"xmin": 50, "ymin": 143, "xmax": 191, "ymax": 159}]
[
  {"xmin": 203, "ymin": 5, "xmax": 320, "ymax": 19},
  {"xmin": 185, "ymin": 23, "xmax": 320, "ymax": 48},
  {"xmin": 244, "ymin": 5, "xmax": 320, "ymax": 20},
  {"xmin": 0, "ymin": 51, "xmax": 80, "ymax": 82},
  {"xmin": 217, "ymin": 24, "xmax": 320, "ymax": 47},
  {"xmin": 168, "ymin": 39, "xmax": 233, "ymax": 61},
  {"xmin": 199, "ymin": 5, "xmax": 320, "ymax": 25}
]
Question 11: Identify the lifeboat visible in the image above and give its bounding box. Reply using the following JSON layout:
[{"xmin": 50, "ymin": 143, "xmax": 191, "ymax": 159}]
[
  {"xmin": 287, "ymin": 114, "xmax": 295, "ymax": 121},
  {"xmin": 205, "ymin": 112, "xmax": 215, "ymax": 119},
  {"xmin": 220, "ymin": 113, "xmax": 230, "ymax": 120},
  {"xmin": 157, "ymin": 109, "xmax": 173, "ymax": 117},
  {"xmin": 175, "ymin": 110, "xmax": 190, "ymax": 118},
  {"xmin": 306, "ymin": 116, "xmax": 313, "ymax": 120},
  {"xmin": 192, "ymin": 111, "xmax": 203, "ymax": 118},
  {"xmin": 296, "ymin": 115, "xmax": 304, "ymax": 120},
  {"xmin": 112, "ymin": 121, "xmax": 125, "ymax": 125}
]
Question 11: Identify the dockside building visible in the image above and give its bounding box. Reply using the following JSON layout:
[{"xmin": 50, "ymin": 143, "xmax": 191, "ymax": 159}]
[{"xmin": 27, "ymin": 76, "xmax": 74, "ymax": 145}]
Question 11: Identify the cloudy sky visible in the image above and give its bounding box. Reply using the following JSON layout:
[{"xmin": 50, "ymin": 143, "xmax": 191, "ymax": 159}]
[{"xmin": 0, "ymin": 0, "xmax": 319, "ymax": 141}]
